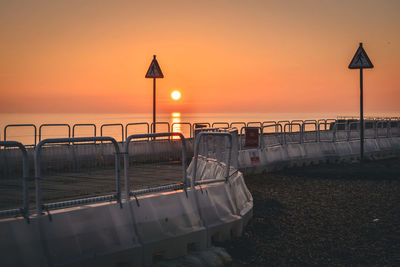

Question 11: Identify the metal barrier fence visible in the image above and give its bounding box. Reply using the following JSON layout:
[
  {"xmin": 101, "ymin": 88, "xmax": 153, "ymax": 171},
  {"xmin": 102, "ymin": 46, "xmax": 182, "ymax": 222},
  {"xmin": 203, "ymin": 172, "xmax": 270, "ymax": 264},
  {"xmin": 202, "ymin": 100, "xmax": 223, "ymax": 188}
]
[
  {"xmin": 0, "ymin": 141, "xmax": 29, "ymax": 220},
  {"xmin": 302, "ymin": 122, "xmax": 318, "ymax": 143},
  {"xmin": 247, "ymin": 121, "xmax": 262, "ymax": 127},
  {"xmin": 333, "ymin": 121, "xmax": 348, "ymax": 142},
  {"xmin": 2, "ymin": 116, "xmax": 400, "ymax": 220},
  {"xmin": 101, "ymin": 123, "xmax": 124, "ymax": 142},
  {"xmin": 277, "ymin": 120, "xmax": 290, "ymax": 130},
  {"xmin": 193, "ymin": 122, "xmax": 211, "ymax": 137},
  {"xmin": 125, "ymin": 122, "xmax": 150, "ymax": 141},
  {"xmin": 3, "ymin": 118, "xmax": 400, "ymax": 149},
  {"xmin": 34, "ymin": 137, "xmax": 122, "ymax": 215},
  {"xmin": 284, "ymin": 123, "xmax": 302, "ymax": 144},
  {"xmin": 230, "ymin": 122, "xmax": 246, "ymax": 130},
  {"xmin": 262, "ymin": 124, "xmax": 283, "ymax": 146},
  {"xmin": 124, "ymin": 132, "xmax": 188, "ymax": 201},
  {"xmin": 262, "ymin": 122, "xmax": 282, "ymax": 133},
  {"xmin": 348, "ymin": 122, "xmax": 360, "ymax": 141},
  {"xmin": 192, "ymin": 132, "xmax": 233, "ymax": 185},
  {"xmin": 172, "ymin": 122, "xmax": 192, "ymax": 138},
  {"xmin": 72, "ymin": 124, "xmax": 96, "ymax": 138},
  {"xmin": 262, "ymin": 121, "xmax": 277, "ymax": 129},
  {"xmin": 151, "ymin": 122, "xmax": 170, "ymax": 135},
  {"xmin": 39, "ymin": 124, "xmax": 71, "ymax": 142},
  {"xmin": 4, "ymin": 124, "xmax": 37, "ymax": 146},
  {"xmin": 212, "ymin": 122, "xmax": 229, "ymax": 128}
]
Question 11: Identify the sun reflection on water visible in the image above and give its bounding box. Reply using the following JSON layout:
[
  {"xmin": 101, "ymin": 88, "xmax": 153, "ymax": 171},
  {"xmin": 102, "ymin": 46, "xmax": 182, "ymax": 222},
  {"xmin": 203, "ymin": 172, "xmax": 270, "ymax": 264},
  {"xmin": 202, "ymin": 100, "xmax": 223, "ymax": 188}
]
[{"xmin": 171, "ymin": 112, "xmax": 181, "ymax": 139}]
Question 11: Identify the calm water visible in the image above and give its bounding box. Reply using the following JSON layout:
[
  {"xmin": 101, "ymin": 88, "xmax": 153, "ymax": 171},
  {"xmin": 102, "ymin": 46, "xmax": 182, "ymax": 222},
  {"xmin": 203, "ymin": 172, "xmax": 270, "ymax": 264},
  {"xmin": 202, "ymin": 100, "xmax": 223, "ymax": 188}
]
[{"xmin": 1, "ymin": 112, "xmax": 399, "ymax": 145}]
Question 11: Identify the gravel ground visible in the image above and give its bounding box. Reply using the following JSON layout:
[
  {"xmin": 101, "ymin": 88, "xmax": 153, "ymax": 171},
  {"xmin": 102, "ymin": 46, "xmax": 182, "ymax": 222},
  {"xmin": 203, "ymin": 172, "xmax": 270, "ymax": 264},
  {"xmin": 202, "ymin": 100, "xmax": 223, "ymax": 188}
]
[{"xmin": 218, "ymin": 157, "xmax": 400, "ymax": 266}]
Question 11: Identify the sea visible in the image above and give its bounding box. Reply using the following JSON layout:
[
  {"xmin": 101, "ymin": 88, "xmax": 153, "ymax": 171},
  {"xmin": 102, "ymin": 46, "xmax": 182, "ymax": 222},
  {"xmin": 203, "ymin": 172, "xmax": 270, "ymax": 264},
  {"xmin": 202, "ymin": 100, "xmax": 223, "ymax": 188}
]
[{"xmin": 1, "ymin": 112, "xmax": 399, "ymax": 146}]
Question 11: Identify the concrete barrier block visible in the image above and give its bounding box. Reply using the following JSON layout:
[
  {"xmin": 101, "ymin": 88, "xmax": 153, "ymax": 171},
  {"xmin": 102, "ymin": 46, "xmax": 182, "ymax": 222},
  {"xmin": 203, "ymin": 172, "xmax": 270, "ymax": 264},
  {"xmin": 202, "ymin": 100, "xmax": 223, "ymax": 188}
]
[
  {"xmin": 0, "ymin": 218, "xmax": 48, "ymax": 267},
  {"xmin": 348, "ymin": 141, "xmax": 361, "ymax": 155},
  {"xmin": 228, "ymin": 172, "xmax": 253, "ymax": 218},
  {"xmin": 376, "ymin": 138, "xmax": 392, "ymax": 151},
  {"xmin": 194, "ymin": 181, "xmax": 242, "ymax": 246},
  {"xmin": 303, "ymin": 143, "xmax": 322, "ymax": 159},
  {"xmin": 364, "ymin": 139, "xmax": 379, "ymax": 153},
  {"xmin": 391, "ymin": 137, "xmax": 400, "ymax": 149},
  {"xmin": 286, "ymin": 144, "xmax": 305, "ymax": 160},
  {"xmin": 130, "ymin": 190, "xmax": 206, "ymax": 265},
  {"xmin": 40, "ymin": 203, "xmax": 141, "ymax": 267},
  {"xmin": 335, "ymin": 131, "xmax": 348, "ymax": 142},
  {"xmin": 264, "ymin": 146, "xmax": 286, "ymax": 165},
  {"xmin": 237, "ymin": 150, "xmax": 251, "ymax": 168},
  {"xmin": 319, "ymin": 131, "xmax": 334, "ymax": 142},
  {"xmin": 262, "ymin": 135, "xmax": 281, "ymax": 147},
  {"xmin": 334, "ymin": 142, "xmax": 353, "ymax": 156},
  {"xmin": 319, "ymin": 142, "xmax": 336, "ymax": 157}
]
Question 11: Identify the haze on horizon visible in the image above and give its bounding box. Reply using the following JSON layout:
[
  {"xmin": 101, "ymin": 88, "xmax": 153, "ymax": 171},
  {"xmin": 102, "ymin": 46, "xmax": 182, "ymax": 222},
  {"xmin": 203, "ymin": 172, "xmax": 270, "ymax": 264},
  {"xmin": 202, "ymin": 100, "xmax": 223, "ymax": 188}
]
[{"xmin": 0, "ymin": 0, "xmax": 399, "ymax": 115}]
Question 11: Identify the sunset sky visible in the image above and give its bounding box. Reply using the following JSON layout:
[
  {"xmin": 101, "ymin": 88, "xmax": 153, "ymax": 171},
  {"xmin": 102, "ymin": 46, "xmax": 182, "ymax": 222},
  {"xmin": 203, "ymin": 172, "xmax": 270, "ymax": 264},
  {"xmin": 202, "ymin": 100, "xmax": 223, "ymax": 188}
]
[{"xmin": 1, "ymin": 0, "xmax": 399, "ymax": 115}]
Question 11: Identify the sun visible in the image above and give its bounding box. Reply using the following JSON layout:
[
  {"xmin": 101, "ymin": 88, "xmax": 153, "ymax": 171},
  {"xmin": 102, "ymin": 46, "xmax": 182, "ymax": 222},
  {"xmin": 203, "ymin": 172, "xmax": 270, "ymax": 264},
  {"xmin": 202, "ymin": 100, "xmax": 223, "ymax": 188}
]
[{"xmin": 171, "ymin": 90, "xmax": 181, "ymax": 101}]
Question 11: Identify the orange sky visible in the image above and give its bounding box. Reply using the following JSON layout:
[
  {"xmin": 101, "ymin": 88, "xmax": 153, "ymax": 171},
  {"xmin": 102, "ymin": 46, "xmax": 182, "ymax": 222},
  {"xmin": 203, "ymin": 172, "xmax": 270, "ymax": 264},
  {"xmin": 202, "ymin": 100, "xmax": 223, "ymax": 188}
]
[{"xmin": 0, "ymin": 0, "xmax": 399, "ymax": 114}]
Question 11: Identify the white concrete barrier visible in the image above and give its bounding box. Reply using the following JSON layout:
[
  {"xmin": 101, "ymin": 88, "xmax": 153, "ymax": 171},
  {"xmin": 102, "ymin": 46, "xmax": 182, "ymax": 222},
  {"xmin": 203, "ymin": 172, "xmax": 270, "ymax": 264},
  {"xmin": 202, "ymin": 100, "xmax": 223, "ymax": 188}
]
[
  {"xmin": 188, "ymin": 157, "xmax": 253, "ymax": 246},
  {"xmin": 238, "ymin": 135, "xmax": 400, "ymax": 171},
  {"xmin": 0, "ymin": 150, "xmax": 253, "ymax": 267},
  {"xmin": 128, "ymin": 190, "xmax": 206, "ymax": 266},
  {"xmin": 0, "ymin": 202, "xmax": 142, "ymax": 267}
]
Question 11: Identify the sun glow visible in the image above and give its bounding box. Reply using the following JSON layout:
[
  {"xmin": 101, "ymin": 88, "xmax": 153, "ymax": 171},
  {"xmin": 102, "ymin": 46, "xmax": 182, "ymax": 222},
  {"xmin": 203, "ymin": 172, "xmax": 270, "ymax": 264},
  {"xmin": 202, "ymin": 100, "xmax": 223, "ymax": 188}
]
[{"xmin": 171, "ymin": 90, "xmax": 181, "ymax": 101}]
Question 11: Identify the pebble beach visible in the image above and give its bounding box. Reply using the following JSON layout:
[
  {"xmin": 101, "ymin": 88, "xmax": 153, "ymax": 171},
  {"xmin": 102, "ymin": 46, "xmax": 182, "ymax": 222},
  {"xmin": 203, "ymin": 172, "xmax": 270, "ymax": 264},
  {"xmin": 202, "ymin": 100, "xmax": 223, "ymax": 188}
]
[{"xmin": 220, "ymin": 157, "xmax": 400, "ymax": 266}]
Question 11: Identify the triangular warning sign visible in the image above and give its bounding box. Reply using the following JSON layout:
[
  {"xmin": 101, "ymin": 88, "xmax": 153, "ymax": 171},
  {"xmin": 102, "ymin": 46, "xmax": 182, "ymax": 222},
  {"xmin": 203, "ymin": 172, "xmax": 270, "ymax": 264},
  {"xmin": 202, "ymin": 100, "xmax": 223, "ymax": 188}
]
[
  {"xmin": 348, "ymin": 43, "xmax": 374, "ymax": 69},
  {"xmin": 145, "ymin": 55, "xmax": 164, "ymax": 78}
]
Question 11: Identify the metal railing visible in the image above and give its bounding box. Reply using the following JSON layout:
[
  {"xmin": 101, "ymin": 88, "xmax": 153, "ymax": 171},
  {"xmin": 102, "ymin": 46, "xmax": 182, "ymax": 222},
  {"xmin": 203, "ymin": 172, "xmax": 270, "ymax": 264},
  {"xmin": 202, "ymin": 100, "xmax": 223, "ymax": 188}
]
[
  {"xmin": 333, "ymin": 121, "xmax": 348, "ymax": 142},
  {"xmin": 39, "ymin": 124, "xmax": 71, "ymax": 142},
  {"xmin": 290, "ymin": 120, "xmax": 303, "ymax": 132},
  {"xmin": 34, "ymin": 137, "xmax": 122, "ymax": 215},
  {"xmin": 171, "ymin": 122, "xmax": 192, "ymax": 138},
  {"xmin": 262, "ymin": 121, "xmax": 277, "ymax": 129},
  {"xmin": 376, "ymin": 121, "xmax": 389, "ymax": 138},
  {"xmin": 212, "ymin": 122, "xmax": 229, "ymax": 128},
  {"xmin": 317, "ymin": 119, "xmax": 327, "ymax": 130},
  {"xmin": 348, "ymin": 122, "xmax": 360, "ymax": 141},
  {"xmin": 192, "ymin": 132, "xmax": 233, "ymax": 186},
  {"xmin": 389, "ymin": 121, "xmax": 397, "ymax": 138},
  {"xmin": 317, "ymin": 119, "xmax": 335, "ymax": 142},
  {"xmin": 194, "ymin": 122, "xmax": 211, "ymax": 128},
  {"xmin": 284, "ymin": 123, "xmax": 302, "ymax": 144},
  {"xmin": 2, "ymin": 118, "xmax": 399, "ymax": 149},
  {"xmin": 72, "ymin": 124, "xmax": 96, "ymax": 138},
  {"xmin": 100, "ymin": 123, "xmax": 124, "ymax": 142},
  {"xmin": 304, "ymin": 119, "xmax": 317, "ymax": 124},
  {"xmin": 4, "ymin": 124, "xmax": 37, "ymax": 146},
  {"xmin": 277, "ymin": 120, "xmax": 290, "ymax": 132},
  {"xmin": 193, "ymin": 122, "xmax": 211, "ymax": 137},
  {"xmin": 262, "ymin": 122, "xmax": 282, "ymax": 133},
  {"xmin": 247, "ymin": 121, "xmax": 262, "ymax": 127},
  {"xmin": 123, "ymin": 132, "xmax": 187, "ymax": 200},
  {"xmin": 230, "ymin": 122, "xmax": 246, "ymax": 130},
  {"xmin": 150, "ymin": 122, "xmax": 170, "ymax": 134},
  {"xmin": 0, "ymin": 141, "xmax": 29, "ymax": 220},
  {"xmin": 125, "ymin": 122, "xmax": 150, "ymax": 141},
  {"xmin": 302, "ymin": 122, "xmax": 318, "ymax": 143},
  {"xmin": 262, "ymin": 124, "xmax": 283, "ymax": 146}
]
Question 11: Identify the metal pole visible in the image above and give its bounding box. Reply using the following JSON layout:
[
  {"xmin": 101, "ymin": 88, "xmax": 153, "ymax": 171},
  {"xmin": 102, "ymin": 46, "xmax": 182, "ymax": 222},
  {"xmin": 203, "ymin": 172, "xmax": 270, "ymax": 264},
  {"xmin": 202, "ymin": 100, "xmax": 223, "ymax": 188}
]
[
  {"xmin": 360, "ymin": 68, "xmax": 364, "ymax": 162},
  {"xmin": 153, "ymin": 78, "xmax": 156, "ymax": 133},
  {"xmin": 34, "ymin": 147, "xmax": 42, "ymax": 216}
]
